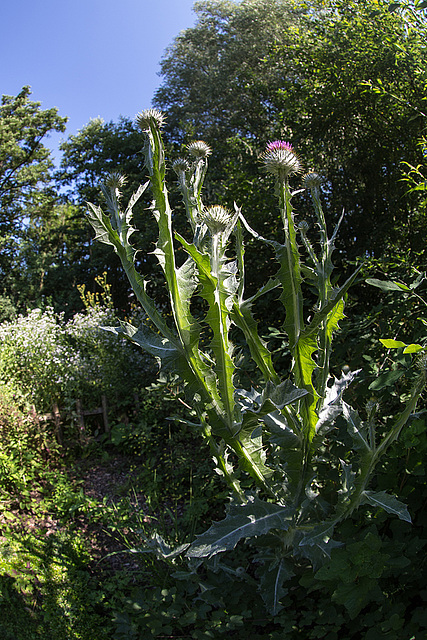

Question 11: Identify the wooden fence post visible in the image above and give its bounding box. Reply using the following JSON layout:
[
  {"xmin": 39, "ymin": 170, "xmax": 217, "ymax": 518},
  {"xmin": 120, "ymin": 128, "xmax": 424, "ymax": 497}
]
[
  {"xmin": 76, "ymin": 399, "xmax": 86, "ymax": 441},
  {"xmin": 101, "ymin": 395, "xmax": 109, "ymax": 433},
  {"xmin": 52, "ymin": 402, "xmax": 63, "ymax": 445}
]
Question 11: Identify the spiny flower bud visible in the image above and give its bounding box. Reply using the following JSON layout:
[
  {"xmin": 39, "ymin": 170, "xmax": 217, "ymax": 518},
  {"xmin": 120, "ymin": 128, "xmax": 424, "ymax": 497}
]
[
  {"xmin": 187, "ymin": 140, "xmax": 212, "ymax": 158},
  {"xmin": 302, "ymin": 172, "xmax": 323, "ymax": 190},
  {"xmin": 135, "ymin": 108, "xmax": 165, "ymax": 131},
  {"xmin": 104, "ymin": 172, "xmax": 127, "ymax": 190},
  {"xmin": 200, "ymin": 205, "xmax": 233, "ymax": 235},
  {"xmin": 172, "ymin": 158, "xmax": 190, "ymax": 174},
  {"xmin": 261, "ymin": 140, "xmax": 302, "ymax": 179},
  {"xmin": 298, "ymin": 220, "xmax": 310, "ymax": 234}
]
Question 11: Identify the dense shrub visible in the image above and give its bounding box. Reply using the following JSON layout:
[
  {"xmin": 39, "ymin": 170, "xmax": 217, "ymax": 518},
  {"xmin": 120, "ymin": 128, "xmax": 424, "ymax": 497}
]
[{"xmin": 0, "ymin": 306, "xmax": 154, "ymax": 413}]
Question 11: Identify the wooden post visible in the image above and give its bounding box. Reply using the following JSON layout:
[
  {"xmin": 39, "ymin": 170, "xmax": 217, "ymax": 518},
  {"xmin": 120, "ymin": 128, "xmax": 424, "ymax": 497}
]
[
  {"xmin": 133, "ymin": 393, "xmax": 140, "ymax": 414},
  {"xmin": 30, "ymin": 405, "xmax": 39, "ymax": 426},
  {"xmin": 101, "ymin": 395, "xmax": 109, "ymax": 433},
  {"xmin": 52, "ymin": 402, "xmax": 63, "ymax": 445},
  {"xmin": 76, "ymin": 399, "xmax": 85, "ymax": 441}
]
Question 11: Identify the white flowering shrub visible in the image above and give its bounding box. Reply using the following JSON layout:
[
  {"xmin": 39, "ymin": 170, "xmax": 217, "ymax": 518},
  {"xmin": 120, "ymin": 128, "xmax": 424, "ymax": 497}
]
[{"xmin": 0, "ymin": 306, "xmax": 152, "ymax": 412}]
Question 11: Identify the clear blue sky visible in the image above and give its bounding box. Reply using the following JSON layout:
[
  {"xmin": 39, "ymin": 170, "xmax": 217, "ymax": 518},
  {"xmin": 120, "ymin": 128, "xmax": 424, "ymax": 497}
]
[{"xmin": 0, "ymin": 0, "xmax": 197, "ymax": 163}]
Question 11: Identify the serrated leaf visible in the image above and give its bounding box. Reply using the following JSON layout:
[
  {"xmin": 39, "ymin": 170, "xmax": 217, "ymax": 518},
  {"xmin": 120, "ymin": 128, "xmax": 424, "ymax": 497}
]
[
  {"xmin": 299, "ymin": 520, "xmax": 337, "ymax": 547},
  {"xmin": 316, "ymin": 369, "xmax": 361, "ymax": 433},
  {"xmin": 186, "ymin": 497, "xmax": 292, "ymax": 558},
  {"xmin": 231, "ymin": 299, "xmax": 279, "ymax": 383},
  {"xmin": 258, "ymin": 558, "xmax": 294, "ymax": 615},
  {"xmin": 105, "ymin": 321, "xmax": 182, "ymax": 366},
  {"xmin": 264, "ymin": 410, "xmax": 301, "ymax": 448},
  {"xmin": 177, "ymin": 233, "xmax": 237, "ymax": 431},
  {"xmin": 361, "ymin": 490, "xmax": 411, "ymax": 523},
  {"xmin": 338, "ymin": 460, "xmax": 356, "ymax": 500},
  {"xmin": 87, "ymin": 202, "xmax": 118, "ymax": 249},
  {"xmin": 298, "ymin": 522, "xmax": 342, "ymax": 569},
  {"xmin": 342, "ymin": 401, "xmax": 371, "ymax": 451},
  {"xmin": 143, "ymin": 533, "xmax": 189, "ymax": 560}
]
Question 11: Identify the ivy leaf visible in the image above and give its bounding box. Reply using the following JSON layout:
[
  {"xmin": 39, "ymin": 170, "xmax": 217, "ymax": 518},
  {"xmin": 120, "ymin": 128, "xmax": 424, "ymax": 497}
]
[{"xmin": 361, "ymin": 490, "xmax": 412, "ymax": 523}]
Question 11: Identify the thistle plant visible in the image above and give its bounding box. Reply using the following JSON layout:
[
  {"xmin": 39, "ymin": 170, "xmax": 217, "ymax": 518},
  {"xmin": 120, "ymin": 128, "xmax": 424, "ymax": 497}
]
[{"xmin": 87, "ymin": 110, "xmax": 426, "ymax": 614}]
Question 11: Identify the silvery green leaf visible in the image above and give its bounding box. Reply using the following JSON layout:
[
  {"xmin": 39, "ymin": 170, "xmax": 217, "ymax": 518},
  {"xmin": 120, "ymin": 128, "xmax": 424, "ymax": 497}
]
[
  {"xmin": 87, "ymin": 202, "xmax": 118, "ymax": 248},
  {"xmin": 298, "ymin": 521, "xmax": 342, "ymax": 569},
  {"xmin": 186, "ymin": 497, "xmax": 292, "ymax": 558},
  {"xmin": 258, "ymin": 558, "xmax": 294, "ymax": 615},
  {"xmin": 299, "ymin": 520, "xmax": 337, "ymax": 547},
  {"xmin": 361, "ymin": 490, "xmax": 411, "ymax": 523},
  {"xmin": 366, "ymin": 278, "xmax": 410, "ymax": 292},
  {"xmin": 144, "ymin": 533, "xmax": 189, "ymax": 560},
  {"xmin": 338, "ymin": 460, "xmax": 356, "ymax": 499},
  {"xmin": 316, "ymin": 369, "xmax": 362, "ymax": 433},
  {"xmin": 106, "ymin": 321, "xmax": 181, "ymax": 366},
  {"xmin": 297, "ymin": 537, "xmax": 342, "ymax": 569},
  {"xmin": 264, "ymin": 379, "xmax": 309, "ymax": 410},
  {"xmin": 264, "ymin": 410, "xmax": 301, "ymax": 447},
  {"xmin": 342, "ymin": 401, "xmax": 371, "ymax": 451}
]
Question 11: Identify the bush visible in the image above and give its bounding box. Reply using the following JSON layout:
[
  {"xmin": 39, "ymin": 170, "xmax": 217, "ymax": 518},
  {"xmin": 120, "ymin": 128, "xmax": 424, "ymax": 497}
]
[{"xmin": 0, "ymin": 306, "xmax": 153, "ymax": 413}]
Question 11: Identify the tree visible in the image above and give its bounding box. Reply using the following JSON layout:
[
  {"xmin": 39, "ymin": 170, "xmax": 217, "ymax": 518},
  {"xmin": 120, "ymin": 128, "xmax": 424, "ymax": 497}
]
[
  {"xmin": 0, "ymin": 86, "xmax": 67, "ymax": 310},
  {"xmin": 57, "ymin": 117, "xmax": 162, "ymax": 312},
  {"xmin": 153, "ymin": 0, "xmax": 427, "ymax": 273}
]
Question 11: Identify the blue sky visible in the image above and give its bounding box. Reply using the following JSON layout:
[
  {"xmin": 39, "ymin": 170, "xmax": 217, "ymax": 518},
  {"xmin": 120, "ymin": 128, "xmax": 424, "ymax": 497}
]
[{"xmin": 0, "ymin": 0, "xmax": 197, "ymax": 163}]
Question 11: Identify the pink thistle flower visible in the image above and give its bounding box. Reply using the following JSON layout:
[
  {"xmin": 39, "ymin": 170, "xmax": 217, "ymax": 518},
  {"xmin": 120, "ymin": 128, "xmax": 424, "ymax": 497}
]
[
  {"xmin": 261, "ymin": 140, "xmax": 302, "ymax": 179},
  {"xmin": 266, "ymin": 140, "xmax": 294, "ymax": 152}
]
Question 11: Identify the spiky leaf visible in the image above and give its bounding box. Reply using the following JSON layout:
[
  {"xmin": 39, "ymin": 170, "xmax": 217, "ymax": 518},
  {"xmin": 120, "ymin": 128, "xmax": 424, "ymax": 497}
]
[
  {"xmin": 186, "ymin": 497, "xmax": 292, "ymax": 558},
  {"xmin": 361, "ymin": 490, "xmax": 411, "ymax": 523}
]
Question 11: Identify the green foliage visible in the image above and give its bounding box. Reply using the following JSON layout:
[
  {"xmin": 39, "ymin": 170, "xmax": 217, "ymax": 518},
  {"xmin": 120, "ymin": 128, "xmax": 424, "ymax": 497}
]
[
  {"xmin": 57, "ymin": 116, "xmax": 161, "ymax": 313},
  {"xmin": 0, "ymin": 86, "xmax": 68, "ymax": 310},
  {"xmin": 0, "ymin": 305, "xmax": 153, "ymax": 413},
  {"xmin": 87, "ymin": 111, "xmax": 426, "ymax": 616},
  {"xmin": 154, "ymin": 0, "xmax": 427, "ymax": 282}
]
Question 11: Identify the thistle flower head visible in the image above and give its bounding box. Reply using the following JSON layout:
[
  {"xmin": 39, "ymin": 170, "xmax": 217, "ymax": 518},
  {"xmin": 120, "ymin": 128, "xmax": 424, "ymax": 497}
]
[
  {"xmin": 365, "ymin": 398, "xmax": 380, "ymax": 417},
  {"xmin": 135, "ymin": 108, "xmax": 165, "ymax": 131},
  {"xmin": 172, "ymin": 158, "xmax": 190, "ymax": 174},
  {"xmin": 261, "ymin": 140, "xmax": 302, "ymax": 179},
  {"xmin": 104, "ymin": 172, "xmax": 127, "ymax": 190},
  {"xmin": 298, "ymin": 220, "xmax": 310, "ymax": 234},
  {"xmin": 102, "ymin": 172, "xmax": 127, "ymax": 201},
  {"xmin": 302, "ymin": 172, "xmax": 323, "ymax": 190},
  {"xmin": 187, "ymin": 140, "xmax": 212, "ymax": 158},
  {"xmin": 199, "ymin": 205, "xmax": 233, "ymax": 236}
]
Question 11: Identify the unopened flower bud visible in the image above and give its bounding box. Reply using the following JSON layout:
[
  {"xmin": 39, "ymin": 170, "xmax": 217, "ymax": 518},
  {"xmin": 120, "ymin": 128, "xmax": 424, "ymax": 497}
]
[
  {"xmin": 302, "ymin": 172, "xmax": 323, "ymax": 190},
  {"xmin": 298, "ymin": 220, "xmax": 310, "ymax": 234},
  {"xmin": 187, "ymin": 140, "xmax": 212, "ymax": 158},
  {"xmin": 172, "ymin": 158, "xmax": 190, "ymax": 174},
  {"xmin": 104, "ymin": 172, "xmax": 127, "ymax": 190},
  {"xmin": 135, "ymin": 108, "xmax": 165, "ymax": 131},
  {"xmin": 200, "ymin": 205, "xmax": 233, "ymax": 235}
]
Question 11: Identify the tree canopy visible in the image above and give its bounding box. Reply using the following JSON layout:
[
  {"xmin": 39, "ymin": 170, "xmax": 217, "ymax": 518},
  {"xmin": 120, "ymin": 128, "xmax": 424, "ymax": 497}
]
[
  {"xmin": 154, "ymin": 0, "xmax": 427, "ymax": 268},
  {"xmin": 0, "ymin": 86, "xmax": 67, "ymax": 314}
]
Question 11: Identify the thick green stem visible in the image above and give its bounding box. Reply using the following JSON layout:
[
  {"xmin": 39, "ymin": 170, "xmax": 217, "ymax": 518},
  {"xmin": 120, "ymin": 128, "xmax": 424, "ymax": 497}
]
[{"xmin": 346, "ymin": 370, "xmax": 426, "ymax": 517}]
